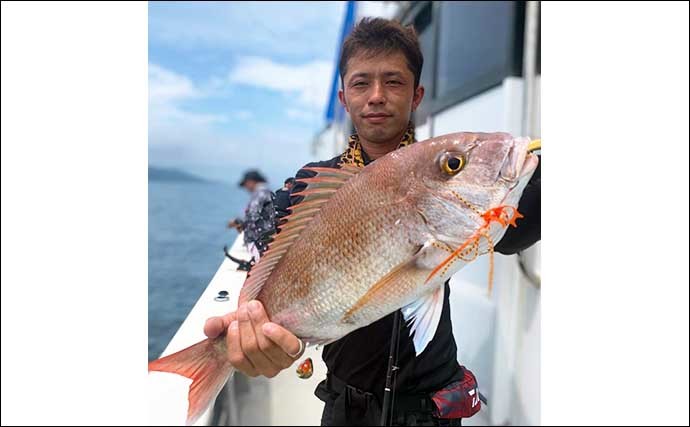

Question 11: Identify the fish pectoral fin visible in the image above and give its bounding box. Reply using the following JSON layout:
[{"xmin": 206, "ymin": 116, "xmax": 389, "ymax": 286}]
[
  {"xmin": 401, "ymin": 284, "xmax": 445, "ymax": 356},
  {"xmin": 341, "ymin": 251, "xmax": 424, "ymax": 325},
  {"xmin": 340, "ymin": 238, "xmax": 449, "ymax": 354},
  {"xmin": 341, "ymin": 239, "xmax": 445, "ymax": 323}
]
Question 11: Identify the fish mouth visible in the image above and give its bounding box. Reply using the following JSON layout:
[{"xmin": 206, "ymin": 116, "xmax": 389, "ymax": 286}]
[
  {"xmin": 498, "ymin": 138, "xmax": 539, "ymax": 207},
  {"xmin": 499, "ymin": 137, "xmax": 538, "ymax": 184},
  {"xmin": 520, "ymin": 152, "xmax": 539, "ymax": 178}
]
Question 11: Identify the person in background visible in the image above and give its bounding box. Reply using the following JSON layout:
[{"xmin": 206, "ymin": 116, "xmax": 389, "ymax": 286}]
[
  {"xmin": 228, "ymin": 169, "xmax": 277, "ymax": 260},
  {"xmin": 274, "ymin": 177, "xmax": 296, "ymax": 222}
]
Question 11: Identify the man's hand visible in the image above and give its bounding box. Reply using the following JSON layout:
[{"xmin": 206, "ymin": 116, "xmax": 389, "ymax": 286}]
[
  {"xmin": 203, "ymin": 300, "xmax": 305, "ymax": 378},
  {"xmin": 227, "ymin": 220, "xmax": 242, "ymax": 231}
]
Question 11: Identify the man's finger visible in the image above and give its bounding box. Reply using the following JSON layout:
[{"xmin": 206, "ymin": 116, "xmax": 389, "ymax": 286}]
[
  {"xmin": 247, "ymin": 300, "xmax": 296, "ymax": 368},
  {"xmin": 203, "ymin": 312, "xmax": 236, "ymax": 339},
  {"xmin": 237, "ymin": 305, "xmax": 280, "ymax": 377},
  {"xmin": 262, "ymin": 322, "xmax": 304, "ymax": 361},
  {"xmin": 203, "ymin": 316, "xmax": 225, "ymax": 339},
  {"xmin": 226, "ymin": 320, "xmax": 258, "ymax": 377}
]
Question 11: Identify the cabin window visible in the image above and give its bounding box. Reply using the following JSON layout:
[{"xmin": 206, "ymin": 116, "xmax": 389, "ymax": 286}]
[{"xmin": 436, "ymin": 1, "xmax": 522, "ymax": 100}]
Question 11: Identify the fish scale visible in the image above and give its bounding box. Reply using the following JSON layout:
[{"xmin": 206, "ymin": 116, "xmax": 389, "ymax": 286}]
[{"xmin": 266, "ymin": 185, "xmax": 420, "ymax": 339}]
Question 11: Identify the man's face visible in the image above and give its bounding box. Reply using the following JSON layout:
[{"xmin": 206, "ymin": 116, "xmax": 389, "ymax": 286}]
[
  {"xmin": 339, "ymin": 51, "xmax": 424, "ymax": 145},
  {"xmin": 243, "ymin": 180, "xmax": 257, "ymax": 192},
  {"xmin": 285, "ymin": 182, "xmax": 294, "ymax": 191}
]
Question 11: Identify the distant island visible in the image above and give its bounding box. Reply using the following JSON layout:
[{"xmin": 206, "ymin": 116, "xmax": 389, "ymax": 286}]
[{"xmin": 148, "ymin": 166, "xmax": 210, "ymax": 183}]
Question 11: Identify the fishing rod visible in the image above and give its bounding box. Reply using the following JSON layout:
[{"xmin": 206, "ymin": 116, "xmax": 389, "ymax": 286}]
[{"xmin": 380, "ymin": 310, "xmax": 401, "ymax": 426}]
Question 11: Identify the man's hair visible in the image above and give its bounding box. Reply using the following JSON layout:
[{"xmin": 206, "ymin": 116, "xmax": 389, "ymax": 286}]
[
  {"xmin": 284, "ymin": 177, "xmax": 295, "ymax": 185},
  {"xmin": 339, "ymin": 17, "xmax": 423, "ymax": 89}
]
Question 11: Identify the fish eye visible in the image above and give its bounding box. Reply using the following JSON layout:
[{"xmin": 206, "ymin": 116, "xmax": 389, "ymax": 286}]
[{"xmin": 441, "ymin": 154, "xmax": 466, "ymax": 175}]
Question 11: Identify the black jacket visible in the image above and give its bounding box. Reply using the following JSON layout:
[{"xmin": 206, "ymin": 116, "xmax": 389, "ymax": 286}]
[{"xmin": 274, "ymin": 188, "xmax": 292, "ymax": 220}]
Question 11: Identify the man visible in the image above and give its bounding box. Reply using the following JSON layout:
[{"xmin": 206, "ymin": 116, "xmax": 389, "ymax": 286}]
[
  {"xmin": 273, "ymin": 177, "xmax": 296, "ymax": 221},
  {"xmin": 228, "ymin": 169, "xmax": 277, "ymax": 260},
  {"xmin": 205, "ymin": 18, "xmax": 540, "ymax": 426}
]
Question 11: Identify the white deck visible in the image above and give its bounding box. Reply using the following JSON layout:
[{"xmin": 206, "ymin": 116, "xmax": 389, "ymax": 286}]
[{"xmin": 148, "ymin": 234, "xmax": 328, "ymax": 426}]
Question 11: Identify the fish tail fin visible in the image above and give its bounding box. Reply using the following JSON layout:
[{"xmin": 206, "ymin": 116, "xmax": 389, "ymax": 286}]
[{"xmin": 148, "ymin": 338, "xmax": 234, "ymax": 426}]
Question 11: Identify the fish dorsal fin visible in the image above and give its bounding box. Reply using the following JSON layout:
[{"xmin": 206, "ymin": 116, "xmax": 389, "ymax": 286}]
[
  {"xmin": 401, "ymin": 285, "xmax": 445, "ymax": 356},
  {"xmin": 289, "ymin": 164, "xmax": 362, "ymax": 202},
  {"xmin": 239, "ymin": 164, "xmax": 362, "ymax": 304}
]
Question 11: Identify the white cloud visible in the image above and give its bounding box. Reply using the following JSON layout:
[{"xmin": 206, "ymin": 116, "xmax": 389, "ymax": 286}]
[
  {"xmin": 149, "ymin": 63, "xmax": 227, "ymax": 145},
  {"xmin": 147, "ymin": 63, "xmax": 318, "ymax": 178},
  {"xmin": 148, "ymin": 63, "xmax": 200, "ymax": 105},
  {"xmin": 149, "ymin": 2, "xmax": 346, "ymax": 60},
  {"xmin": 151, "ymin": 104, "xmax": 227, "ymax": 128},
  {"xmin": 228, "ymin": 56, "xmax": 334, "ymax": 111},
  {"xmin": 286, "ymin": 108, "xmax": 316, "ymax": 121}
]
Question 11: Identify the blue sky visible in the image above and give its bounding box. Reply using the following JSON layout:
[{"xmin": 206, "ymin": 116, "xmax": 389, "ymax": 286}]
[{"xmin": 148, "ymin": 1, "xmax": 347, "ymax": 186}]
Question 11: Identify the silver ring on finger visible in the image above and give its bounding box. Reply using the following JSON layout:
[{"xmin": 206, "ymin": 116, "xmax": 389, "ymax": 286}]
[{"xmin": 287, "ymin": 338, "xmax": 304, "ymax": 359}]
